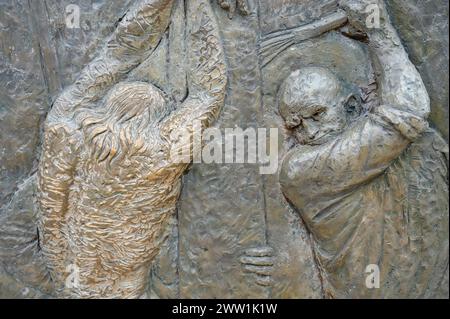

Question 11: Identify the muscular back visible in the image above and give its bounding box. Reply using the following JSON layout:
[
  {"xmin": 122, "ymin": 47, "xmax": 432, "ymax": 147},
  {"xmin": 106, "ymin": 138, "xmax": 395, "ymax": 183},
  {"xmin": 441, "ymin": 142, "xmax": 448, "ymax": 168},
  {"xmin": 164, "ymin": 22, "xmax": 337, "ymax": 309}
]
[
  {"xmin": 39, "ymin": 94, "xmax": 185, "ymax": 298},
  {"xmin": 37, "ymin": 0, "xmax": 226, "ymax": 298},
  {"xmin": 69, "ymin": 127, "xmax": 182, "ymax": 298}
]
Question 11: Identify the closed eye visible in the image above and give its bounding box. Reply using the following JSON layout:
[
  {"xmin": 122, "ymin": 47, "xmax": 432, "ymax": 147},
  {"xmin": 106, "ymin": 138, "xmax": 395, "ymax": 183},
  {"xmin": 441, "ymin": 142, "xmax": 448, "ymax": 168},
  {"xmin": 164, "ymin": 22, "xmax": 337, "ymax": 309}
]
[
  {"xmin": 312, "ymin": 108, "xmax": 327, "ymax": 120},
  {"xmin": 288, "ymin": 120, "xmax": 302, "ymax": 130}
]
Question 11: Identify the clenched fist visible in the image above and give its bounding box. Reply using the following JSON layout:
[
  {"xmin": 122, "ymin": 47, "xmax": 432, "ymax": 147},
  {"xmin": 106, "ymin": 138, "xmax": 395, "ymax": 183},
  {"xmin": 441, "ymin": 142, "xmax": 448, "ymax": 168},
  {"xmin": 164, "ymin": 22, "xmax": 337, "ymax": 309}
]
[
  {"xmin": 338, "ymin": 0, "xmax": 389, "ymax": 34},
  {"xmin": 217, "ymin": 0, "xmax": 251, "ymax": 18}
]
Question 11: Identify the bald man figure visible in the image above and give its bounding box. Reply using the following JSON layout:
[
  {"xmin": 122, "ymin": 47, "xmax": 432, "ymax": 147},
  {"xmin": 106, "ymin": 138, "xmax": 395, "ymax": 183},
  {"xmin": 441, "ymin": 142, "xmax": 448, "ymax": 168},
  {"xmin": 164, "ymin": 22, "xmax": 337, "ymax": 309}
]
[{"xmin": 279, "ymin": 0, "xmax": 448, "ymax": 299}]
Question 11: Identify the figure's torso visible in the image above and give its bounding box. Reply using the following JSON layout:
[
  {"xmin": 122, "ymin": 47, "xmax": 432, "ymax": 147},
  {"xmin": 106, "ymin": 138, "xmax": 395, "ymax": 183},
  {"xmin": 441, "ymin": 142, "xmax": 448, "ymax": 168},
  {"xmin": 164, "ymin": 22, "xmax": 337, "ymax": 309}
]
[
  {"xmin": 60, "ymin": 125, "xmax": 185, "ymax": 298},
  {"xmin": 298, "ymin": 129, "xmax": 449, "ymax": 298}
]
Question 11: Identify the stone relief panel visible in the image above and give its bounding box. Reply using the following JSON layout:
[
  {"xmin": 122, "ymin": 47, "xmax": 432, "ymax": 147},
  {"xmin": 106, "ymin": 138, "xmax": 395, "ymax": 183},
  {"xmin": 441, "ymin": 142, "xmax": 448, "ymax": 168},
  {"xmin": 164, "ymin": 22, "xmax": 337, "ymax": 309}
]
[{"xmin": 0, "ymin": 0, "xmax": 448, "ymax": 299}]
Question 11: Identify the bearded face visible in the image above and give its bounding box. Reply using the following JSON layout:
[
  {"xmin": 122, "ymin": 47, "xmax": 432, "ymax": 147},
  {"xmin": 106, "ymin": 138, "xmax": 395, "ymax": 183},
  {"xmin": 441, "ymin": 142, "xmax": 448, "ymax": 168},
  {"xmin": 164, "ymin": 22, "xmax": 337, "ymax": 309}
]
[{"xmin": 279, "ymin": 67, "xmax": 362, "ymax": 146}]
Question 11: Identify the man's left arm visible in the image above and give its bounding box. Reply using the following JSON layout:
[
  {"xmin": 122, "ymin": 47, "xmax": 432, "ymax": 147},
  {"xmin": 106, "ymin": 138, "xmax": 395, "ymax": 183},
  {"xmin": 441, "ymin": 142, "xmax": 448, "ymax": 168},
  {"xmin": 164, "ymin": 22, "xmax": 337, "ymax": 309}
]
[
  {"xmin": 281, "ymin": 1, "xmax": 431, "ymax": 206},
  {"xmin": 342, "ymin": 0, "xmax": 430, "ymax": 122}
]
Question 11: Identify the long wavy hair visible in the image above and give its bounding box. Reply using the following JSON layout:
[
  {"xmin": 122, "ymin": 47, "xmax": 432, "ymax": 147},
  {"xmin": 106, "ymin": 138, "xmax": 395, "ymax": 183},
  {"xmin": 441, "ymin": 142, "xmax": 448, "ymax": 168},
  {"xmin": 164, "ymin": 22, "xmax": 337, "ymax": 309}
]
[{"xmin": 75, "ymin": 81, "xmax": 171, "ymax": 165}]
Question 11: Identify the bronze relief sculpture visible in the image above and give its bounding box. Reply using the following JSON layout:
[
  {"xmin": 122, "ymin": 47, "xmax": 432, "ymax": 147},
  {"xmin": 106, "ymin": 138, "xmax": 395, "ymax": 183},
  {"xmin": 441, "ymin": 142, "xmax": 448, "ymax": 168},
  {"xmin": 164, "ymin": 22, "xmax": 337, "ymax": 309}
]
[
  {"xmin": 37, "ymin": 0, "xmax": 227, "ymax": 298},
  {"xmin": 279, "ymin": 0, "xmax": 449, "ymax": 298},
  {"xmin": 0, "ymin": 0, "xmax": 448, "ymax": 299}
]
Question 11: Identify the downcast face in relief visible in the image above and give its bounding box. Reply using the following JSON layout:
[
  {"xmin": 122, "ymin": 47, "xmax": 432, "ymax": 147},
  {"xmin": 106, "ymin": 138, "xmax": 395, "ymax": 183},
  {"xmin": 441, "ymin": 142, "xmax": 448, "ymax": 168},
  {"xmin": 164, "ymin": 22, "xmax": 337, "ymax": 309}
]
[{"xmin": 279, "ymin": 67, "xmax": 362, "ymax": 146}]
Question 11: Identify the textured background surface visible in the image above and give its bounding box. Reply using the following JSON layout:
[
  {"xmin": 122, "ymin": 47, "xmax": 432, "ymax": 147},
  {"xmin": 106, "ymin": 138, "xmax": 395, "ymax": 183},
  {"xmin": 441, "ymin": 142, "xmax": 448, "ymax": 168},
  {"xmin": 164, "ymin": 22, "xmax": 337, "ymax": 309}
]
[{"xmin": 0, "ymin": 0, "xmax": 448, "ymax": 298}]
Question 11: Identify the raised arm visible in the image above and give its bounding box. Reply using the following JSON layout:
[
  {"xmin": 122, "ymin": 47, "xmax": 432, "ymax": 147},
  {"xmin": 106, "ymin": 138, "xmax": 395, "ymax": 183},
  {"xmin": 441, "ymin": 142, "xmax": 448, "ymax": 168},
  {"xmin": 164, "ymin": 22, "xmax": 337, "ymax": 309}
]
[
  {"xmin": 49, "ymin": 0, "xmax": 175, "ymax": 122},
  {"xmin": 366, "ymin": 2, "xmax": 429, "ymax": 117},
  {"xmin": 328, "ymin": 0, "xmax": 431, "ymax": 175},
  {"xmin": 281, "ymin": 1, "xmax": 431, "ymax": 203},
  {"xmin": 161, "ymin": 0, "xmax": 227, "ymax": 156}
]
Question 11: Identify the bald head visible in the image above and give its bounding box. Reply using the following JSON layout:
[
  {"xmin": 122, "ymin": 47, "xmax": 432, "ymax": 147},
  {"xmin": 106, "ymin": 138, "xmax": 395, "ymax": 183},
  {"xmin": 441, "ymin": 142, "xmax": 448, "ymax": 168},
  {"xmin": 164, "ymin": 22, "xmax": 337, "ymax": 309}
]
[
  {"xmin": 279, "ymin": 67, "xmax": 361, "ymax": 145},
  {"xmin": 279, "ymin": 67, "xmax": 342, "ymax": 120}
]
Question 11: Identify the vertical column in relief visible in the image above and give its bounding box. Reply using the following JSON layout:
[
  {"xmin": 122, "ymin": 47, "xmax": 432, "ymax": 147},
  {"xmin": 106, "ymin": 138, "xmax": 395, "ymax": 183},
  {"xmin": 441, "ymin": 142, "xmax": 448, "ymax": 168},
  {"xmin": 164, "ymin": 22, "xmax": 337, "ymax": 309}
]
[
  {"xmin": 147, "ymin": 0, "xmax": 187, "ymax": 299},
  {"xmin": 177, "ymin": 1, "xmax": 268, "ymax": 298},
  {"xmin": 28, "ymin": 0, "xmax": 62, "ymax": 99},
  {"xmin": 168, "ymin": 0, "xmax": 187, "ymax": 103},
  {"xmin": 257, "ymin": 0, "xmax": 326, "ymax": 298}
]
